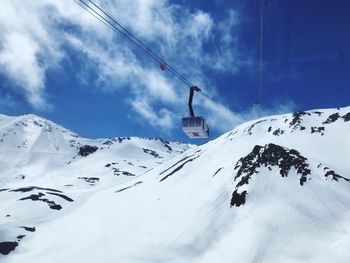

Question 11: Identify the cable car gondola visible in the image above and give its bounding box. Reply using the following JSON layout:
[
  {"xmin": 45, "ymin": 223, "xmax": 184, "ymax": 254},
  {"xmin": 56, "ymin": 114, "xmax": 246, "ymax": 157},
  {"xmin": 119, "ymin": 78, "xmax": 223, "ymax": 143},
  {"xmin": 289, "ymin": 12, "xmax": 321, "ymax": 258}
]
[
  {"xmin": 182, "ymin": 86, "xmax": 209, "ymax": 138},
  {"xmin": 74, "ymin": 1, "xmax": 210, "ymax": 139}
]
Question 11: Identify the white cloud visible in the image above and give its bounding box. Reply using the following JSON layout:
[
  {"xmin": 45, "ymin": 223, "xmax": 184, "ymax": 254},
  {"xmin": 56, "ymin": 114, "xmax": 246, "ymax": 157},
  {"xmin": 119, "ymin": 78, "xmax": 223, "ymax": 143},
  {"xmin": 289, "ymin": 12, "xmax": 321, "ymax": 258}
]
[
  {"xmin": 203, "ymin": 97, "xmax": 243, "ymax": 132},
  {"xmin": 218, "ymin": 10, "xmax": 239, "ymax": 46},
  {"xmin": 207, "ymin": 9, "xmax": 241, "ymax": 72},
  {"xmin": 131, "ymin": 98, "xmax": 175, "ymax": 131},
  {"xmin": 0, "ymin": 1, "xmax": 56, "ymax": 109},
  {"xmin": 141, "ymin": 70, "xmax": 178, "ymax": 103},
  {"xmin": 198, "ymin": 95, "xmax": 298, "ymax": 133},
  {"xmin": 0, "ymin": 0, "xmax": 247, "ymax": 134},
  {"xmin": 0, "ymin": 33, "xmax": 47, "ymax": 108}
]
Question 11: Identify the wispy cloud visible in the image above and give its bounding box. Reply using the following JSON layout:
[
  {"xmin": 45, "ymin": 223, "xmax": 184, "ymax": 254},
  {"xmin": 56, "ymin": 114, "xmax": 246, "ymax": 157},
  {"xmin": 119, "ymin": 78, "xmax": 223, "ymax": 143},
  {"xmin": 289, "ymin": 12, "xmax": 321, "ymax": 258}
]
[
  {"xmin": 130, "ymin": 98, "xmax": 176, "ymax": 131},
  {"xmin": 199, "ymin": 96, "xmax": 298, "ymax": 133},
  {"xmin": 0, "ymin": 0, "xmax": 252, "ymax": 134}
]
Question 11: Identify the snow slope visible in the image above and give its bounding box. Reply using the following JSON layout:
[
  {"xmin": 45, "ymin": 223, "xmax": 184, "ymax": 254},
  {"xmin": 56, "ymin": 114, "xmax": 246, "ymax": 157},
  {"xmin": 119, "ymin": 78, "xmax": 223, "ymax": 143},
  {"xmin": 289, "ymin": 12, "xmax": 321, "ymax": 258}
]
[
  {"xmin": 0, "ymin": 113, "xmax": 190, "ymax": 258},
  {"xmin": 0, "ymin": 113, "xmax": 189, "ymax": 186},
  {"xmin": 1, "ymin": 107, "xmax": 350, "ymax": 262}
]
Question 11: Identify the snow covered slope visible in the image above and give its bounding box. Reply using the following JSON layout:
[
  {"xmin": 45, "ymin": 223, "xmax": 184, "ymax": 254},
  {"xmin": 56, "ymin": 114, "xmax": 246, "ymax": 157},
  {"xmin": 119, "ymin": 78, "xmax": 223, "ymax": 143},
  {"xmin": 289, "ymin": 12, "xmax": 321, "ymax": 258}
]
[
  {"xmin": 1, "ymin": 107, "xmax": 350, "ymax": 262},
  {"xmin": 0, "ymin": 113, "xmax": 189, "ymax": 186}
]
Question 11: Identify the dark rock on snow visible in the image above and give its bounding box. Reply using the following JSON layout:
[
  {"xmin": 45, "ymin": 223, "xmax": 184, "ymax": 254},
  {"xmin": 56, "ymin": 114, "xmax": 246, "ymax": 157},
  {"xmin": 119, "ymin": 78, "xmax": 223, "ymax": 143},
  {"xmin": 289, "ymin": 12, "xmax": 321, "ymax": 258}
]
[
  {"xmin": 78, "ymin": 177, "xmax": 100, "ymax": 184},
  {"xmin": 20, "ymin": 226, "xmax": 36, "ymax": 232},
  {"xmin": 10, "ymin": 186, "xmax": 62, "ymax": 193},
  {"xmin": 18, "ymin": 193, "xmax": 62, "ymax": 210},
  {"xmin": 234, "ymin": 143, "xmax": 311, "ymax": 186},
  {"xmin": 230, "ymin": 190, "xmax": 247, "ymax": 207},
  {"xmin": 289, "ymin": 111, "xmax": 310, "ymax": 129},
  {"xmin": 323, "ymin": 113, "xmax": 340, "ymax": 124},
  {"xmin": 311, "ymin": 127, "xmax": 325, "ymax": 135},
  {"xmin": 0, "ymin": 242, "xmax": 18, "ymax": 255},
  {"xmin": 78, "ymin": 145, "xmax": 98, "ymax": 157},
  {"xmin": 16, "ymin": 235, "xmax": 26, "ymax": 240},
  {"xmin": 142, "ymin": 148, "xmax": 160, "ymax": 158},
  {"xmin": 342, "ymin": 112, "xmax": 350, "ymax": 121}
]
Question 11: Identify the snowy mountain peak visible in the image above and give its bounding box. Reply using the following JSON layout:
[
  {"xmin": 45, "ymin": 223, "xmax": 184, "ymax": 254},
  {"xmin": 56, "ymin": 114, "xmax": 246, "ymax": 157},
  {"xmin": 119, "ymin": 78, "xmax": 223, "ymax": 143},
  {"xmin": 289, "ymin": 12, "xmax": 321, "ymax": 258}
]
[
  {"xmin": 0, "ymin": 113, "xmax": 188, "ymax": 154},
  {"xmin": 0, "ymin": 113, "xmax": 78, "ymax": 154},
  {"xmin": 0, "ymin": 113, "xmax": 190, "ymax": 186},
  {"xmin": 225, "ymin": 106, "xmax": 350, "ymax": 139},
  {"xmin": 0, "ymin": 113, "xmax": 72, "ymax": 134},
  {"xmin": 1, "ymin": 106, "xmax": 350, "ymax": 262}
]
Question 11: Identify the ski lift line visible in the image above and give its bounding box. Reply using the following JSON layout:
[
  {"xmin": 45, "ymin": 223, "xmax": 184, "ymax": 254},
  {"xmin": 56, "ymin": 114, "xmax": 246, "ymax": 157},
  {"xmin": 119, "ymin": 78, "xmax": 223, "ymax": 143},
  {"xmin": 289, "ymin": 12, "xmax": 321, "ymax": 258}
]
[
  {"xmin": 80, "ymin": 0, "xmax": 183, "ymax": 78},
  {"xmin": 75, "ymin": 0, "xmax": 217, "ymax": 115},
  {"xmin": 77, "ymin": 0, "xmax": 164, "ymax": 65},
  {"xmin": 257, "ymin": 0, "xmax": 269, "ymax": 104},
  {"xmin": 73, "ymin": 0, "xmax": 116, "ymax": 33},
  {"xmin": 75, "ymin": 0, "xmax": 195, "ymax": 88},
  {"xmin": 258, "ymin": 0, "xmax": 264, "ymax": 103},
  {"xmin": 87, "ymin": 0, "xmax": 195, "ymax": 87},
  {"xmin": 74, "ymin": 0, "xmax": 212, "ymax": 139},
  {"xmin": 88, "ymin": 0, "xmax": 194, "ymax": 88},
  {"xmin": 259, "ymin": 0, "xmax": 264, "ymax": 103},
  {"xmin": 88, "ymin": 0, "xmax": 167, "ymax": 66},
  {"xmin": 197, "ymin": 90, "xmax": 212, "ymax": 100}
]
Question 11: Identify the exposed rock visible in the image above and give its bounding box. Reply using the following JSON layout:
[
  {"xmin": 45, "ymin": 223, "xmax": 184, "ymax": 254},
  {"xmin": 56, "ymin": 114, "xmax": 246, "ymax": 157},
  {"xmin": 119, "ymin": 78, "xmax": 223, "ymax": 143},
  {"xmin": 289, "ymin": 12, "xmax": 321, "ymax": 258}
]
[
  {"xmin": 10, "ymin": 186, "xmax": 62, "ymax": 193},
  {"xmin": 230, "ymin": 190, "xmax": 247, "ymax": 207},
  {"xmin": 231, "ymin": 143, "xmax": 349, "ymax": 208},
  {"xmin": 122, "ymin": 171, "xmax": 135, "ymax": 176},
  {"xmin": 18, "ymin": 193, "xmax": 62, "ymax": 210},
  {"xmin": 323, "ymin": 113, "xmax": 340, "ymax": 124},
  {"xmin": 20, "ymin": 226, "xmax": 36, "ymax": 232},
  {"xmin": 231, "ymin": 144, "xmax": 312, "ymax": 208},
  {"xmin": 246, "ymin": 120, "xmax": 267, "ymax": 135},
  {"xmin": 272, "ymin": 128, "xmax": 284, "ymax": 136},
  {"xmin": 115, "ymin": 181, "xmax": 143, "ymax": 193},
  {"xmin": 143, "ymin": 148, "xmax": 160, "ymax": 158},
  {"xmin": 0, "ymin": 241, "xmax": 18, "ymax": 255},
  {"xmin": 78, "ymin": 145, "xmax": 98, "ymax": 157},
  {"xmin": 343, "ymin": 112, "xmax": 350, "ymax": 122},
  {"xmin": 289, "ymin": 111, "xmax": 310, "ymax": 130},
  {"xmin": 313, "ymin": 111, "xmax": 324, "ymax": 116},
  {"xmin": 234, "ymin": 144, "xmax": 311, "ymax": 186},
  {"xmin": 78, "ymin": 177, "xmax": 100, "ymax": 184},
  {"xmin": 47, "ymin": 192, "xmax": 74, "ymax": 202},
  {"xmin": 324, "ymin": 169, "xmax": 350, "ymax": 182},
  {"xmin": 311, "ymin": 127, "xmax": 325, "ymax": 135},
  {"xmin": 160, "ymin": 151, "xmax": 203, "ymax": 182},
  {"xmin": 213, "ymin": 167, "xmax": 223, "ymax": 177}
]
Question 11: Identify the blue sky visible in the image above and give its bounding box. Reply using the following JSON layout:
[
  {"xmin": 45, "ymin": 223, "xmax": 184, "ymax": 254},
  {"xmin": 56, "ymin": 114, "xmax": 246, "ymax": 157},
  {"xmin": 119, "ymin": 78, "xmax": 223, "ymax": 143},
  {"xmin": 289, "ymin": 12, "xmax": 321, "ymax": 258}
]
[{"xmin": 0, "ymin": 0, "xmax": 349, "ymax": 143}]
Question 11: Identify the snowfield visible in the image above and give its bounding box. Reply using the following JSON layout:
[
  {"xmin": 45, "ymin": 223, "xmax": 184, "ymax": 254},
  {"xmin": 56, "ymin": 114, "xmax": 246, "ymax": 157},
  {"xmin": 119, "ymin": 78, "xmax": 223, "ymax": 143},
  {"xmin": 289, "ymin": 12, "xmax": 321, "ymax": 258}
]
[{"xmin": 0, "ymin": 107, "xmax": 349, "ymax": 263}]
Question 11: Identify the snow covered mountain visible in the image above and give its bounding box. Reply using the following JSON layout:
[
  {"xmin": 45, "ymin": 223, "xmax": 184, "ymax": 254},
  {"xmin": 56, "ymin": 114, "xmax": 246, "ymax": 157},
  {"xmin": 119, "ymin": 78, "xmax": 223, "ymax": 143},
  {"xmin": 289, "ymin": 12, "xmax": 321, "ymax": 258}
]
[
  {"xmin": 1, "ymin": 107, "xmax": 350, "ymax": 263},
  {"xmin": 0, "ymin": 113, "xmax": 189, "ymax": 185}
]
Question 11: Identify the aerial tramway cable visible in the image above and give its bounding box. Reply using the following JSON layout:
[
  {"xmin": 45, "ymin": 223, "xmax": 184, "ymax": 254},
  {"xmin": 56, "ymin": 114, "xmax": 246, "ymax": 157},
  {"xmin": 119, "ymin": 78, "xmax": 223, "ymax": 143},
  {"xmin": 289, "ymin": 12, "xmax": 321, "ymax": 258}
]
[
  {"xmin": 75, "ymin": 1, "xmax": 162, "ymax": 64},
  {"xmin": 74, "ymin": 0, "xmax": 194, "ymax": 88},
  {"xmin": 74, "ymin": 0, "xmax": 211, "ymax": 138},
  {"xmin": 73, "ymin": 0, "xmax": 114, "ymax": 32},
  {"xmin": 87, "ymin": 0, "xmax": 193, "ymax": 88},
  {"xmin": 256, "ymin": 0, "xmax": 268, "ymax": 106}
]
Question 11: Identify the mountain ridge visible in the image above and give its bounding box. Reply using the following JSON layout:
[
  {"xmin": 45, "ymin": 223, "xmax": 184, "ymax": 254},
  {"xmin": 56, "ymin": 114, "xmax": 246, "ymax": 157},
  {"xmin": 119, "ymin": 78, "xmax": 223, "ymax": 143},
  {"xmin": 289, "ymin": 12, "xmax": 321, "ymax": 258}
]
[{"xmin": 1, "ymin": 106, "xmax": 349, "ymax": 262}]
